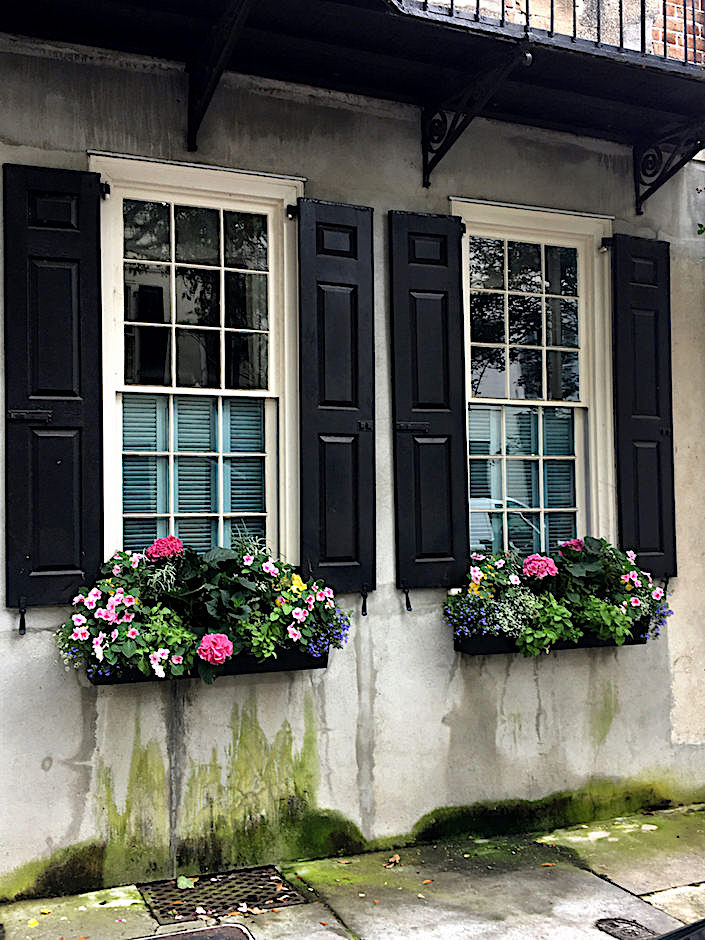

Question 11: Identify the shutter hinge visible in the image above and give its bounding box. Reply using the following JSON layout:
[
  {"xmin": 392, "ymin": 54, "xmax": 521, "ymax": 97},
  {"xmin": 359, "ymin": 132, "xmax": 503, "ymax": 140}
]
[
  {"xmin": 100, "ymin": 181, "xmax": 111, "ymax": 200},
  {"xmin": 357, "ymin": 420, "xmax": 374, "ymax": 432},
  {"xmin": 395, "ymin": 421, "xmax": 430, "ymax": 433},
  {"xmin": 18, "ymin": 596, "xmax": 27, "ymax": 636},
  {"xmin": 401, "ymin": 582, "xmax": 413, "ymax": 612},
  {"xmin": 600, "ymin": 236, "xmax": 613, "ymax": 253},
  {"xmin": 286, "ymin": 204, "xmax": 298, "ymax": 220},
  {"xmin": 361, "ymin": 583, "xmax": 369, "ymax": 616}
]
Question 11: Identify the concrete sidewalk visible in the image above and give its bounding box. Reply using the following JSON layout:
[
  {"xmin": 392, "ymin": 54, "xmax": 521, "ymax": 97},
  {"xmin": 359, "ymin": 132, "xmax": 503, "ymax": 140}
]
[{"xmin": 4, "ymin": 805, "xmax": 705, "ymax": 939}]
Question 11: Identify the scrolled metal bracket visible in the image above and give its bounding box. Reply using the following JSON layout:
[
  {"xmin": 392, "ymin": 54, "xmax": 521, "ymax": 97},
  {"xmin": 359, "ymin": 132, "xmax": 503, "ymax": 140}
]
[
  {"xmin": 422, "ymin": 43, "xmax": 532, "ymax": 188},
  {"xmin": 634, "ymin": 121, "xmax": 705, "ymax": 214}
]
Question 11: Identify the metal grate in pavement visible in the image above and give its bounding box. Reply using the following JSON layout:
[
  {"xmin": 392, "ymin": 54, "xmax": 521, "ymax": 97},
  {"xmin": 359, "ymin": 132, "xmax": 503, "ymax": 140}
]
[
  {"xmin": 132, "ymin": 928, "xmax": 255, "ymax": 939},
  {"xmin": 595, "ymin": 919, "xmax": 657, "ymax": 939},
  {"xmin": 137, "ymin": 865, "xmax": 307, "ymax": 925}
]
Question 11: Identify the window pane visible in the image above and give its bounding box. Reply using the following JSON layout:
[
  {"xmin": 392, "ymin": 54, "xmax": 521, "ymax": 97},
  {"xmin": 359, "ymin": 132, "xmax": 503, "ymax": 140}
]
[
  {"xmin": 176, "ymin": 329, "xmax": 220, "ymax": 388},
  {"xmin": 468, "ymin": 405, "xmax": 502, "ymax": 455},
  {"xmin": 545, "ymin": 246, "xmax": 577, "ymax": 296},
  {"xmin": 175, "ymin": 517, "xmax": 218, "ymax": 552},
  {"xmin": 506, "ymin": 459, "xmax": 539, "ymax": 509},
  {"xmin": 123, "ymin": 395, "xmax": 168, "ymax": 451},
  {"xmin": 123, "ymin": 199, "xmax": 170, "ymax": 261},
  {"xmin": 175, "ymin": 206, "xmax": 220, "ymax": 265},
  {"xmin": 546, "ymin": 298, "xmax": 578, "ymax": 347},
  {"xmin": 508, "ymin": 242, "xmax": 542, "ymax": 292},
  {"xmin": 545, "ymin": 512, "xmax": 577, "ymax": 550},
  {"xmin": 508, "ymin": 512, "xmax": 541, "ymax": 553},
  {"xmin": 471, "ymin": 346, "xmax": 505, "ymax": 398},
  {"xmin": 176, "ymin": 268, "xmax": 220, "ymax": 326},
  {"xmin": 224, "ymin": 457, "xmax": 265, "ymax": 511},
  {"xmin": 543, "ymin": 408, "xmax": 574, "ymax": 456},
  {"xmin": 225, "ymin": 333, "xmax": 268, "ymax": 390},
  {"xmin": 505, "ymin": 406, "xmax": 538, "ymax": 454},
  {"xmin": 469, "ymin": 236, "xmax": 504, "ymax": 290},
  {"xmin": 124, "ymin": 264, "xmax": 170, "ymax": 323},
  {"xmin": 225, "ymin": 272, "xmax": 269, "ymax": 330},
  {"xmin": 224, "ymin": 211, "xmax": 268, "ymax": 271},
  {"xmin": 470, "ymin": 292, "xmax": 504, "ymax": 344},
  {"xmin": 508, "ymin": 295, "xmax": 541, "ymax": 345},
  {"xmin": 174, "ymin": 396, "xmax": 217, "ymax": 451},
  {"xmin": 123, "ymin": 456, "xmax": 168, "ymax": 512},
  {"xmin": 470, "ymin": 512, "xmax": 503, "ymax": 553},
  {"xmin": 123, "ymin": 517, "xmax": 168, "ymax": 552},
  {"xmin": 175, "ymin": 457, "xmax": 217, "ymax": 512},
  {"xmin": 224, "ymin": 398, "xmax": 265, "ymax": 452},
  {"xmin": 226, "ymin": 517, "xmax": 266, "ymax": 545},
  {"xmin": 508, "ymin": 348, "xmax": 542, "ymax": 399},
  {"xmin": 125, "ymin": 326, "xmax": 171, "ymax": 386},
  {"xmin": 469, "ymin": 459, "xmax": 503, "ymax": 507},
  {"xmin": 544, "ymin": 460, "xmax": 576, "ymax": 508},
  {"xmin": 546, "ymin": 350, "xmax": 580, "ymax": 401}
]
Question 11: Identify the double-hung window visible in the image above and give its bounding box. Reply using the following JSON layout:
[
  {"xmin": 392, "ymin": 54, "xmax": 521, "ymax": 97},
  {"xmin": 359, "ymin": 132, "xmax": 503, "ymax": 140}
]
[
  {"xmin": 452, "ymin": 201, "xmax": 616, "ymax": 555},
  {"xmin": 93, "ymin": 156, "xmax": 302, "ymax": 559}
]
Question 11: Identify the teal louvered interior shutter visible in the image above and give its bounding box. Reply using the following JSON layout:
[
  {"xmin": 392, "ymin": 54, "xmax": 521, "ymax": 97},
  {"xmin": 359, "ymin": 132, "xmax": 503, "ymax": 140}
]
[{"xmin": 4, "ymin": 164, "xmax": 103, "ymax": 607}]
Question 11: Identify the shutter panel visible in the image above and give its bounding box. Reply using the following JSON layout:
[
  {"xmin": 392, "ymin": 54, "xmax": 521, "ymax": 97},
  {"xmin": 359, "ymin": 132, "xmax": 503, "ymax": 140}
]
[
  {"xmin": 389, "ymin": 211, "xmax": 469, "ymax": 589},
  {"xmin": 4, "ymin": 165, "xmax": 103, "ymax": 606},
  {"xmin": 612, "ymin": 233, "xmax": 676, "ymax": 578},
  {"xmin": 298, "ymin": 198, "xmax": 375, "ymax": 594}
]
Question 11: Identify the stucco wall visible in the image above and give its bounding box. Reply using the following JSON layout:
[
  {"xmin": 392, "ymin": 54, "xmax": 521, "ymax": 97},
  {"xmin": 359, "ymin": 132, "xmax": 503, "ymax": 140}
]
[{"xmin": 2, "ymin": 34, "xmax": 705, "ymax": 897}]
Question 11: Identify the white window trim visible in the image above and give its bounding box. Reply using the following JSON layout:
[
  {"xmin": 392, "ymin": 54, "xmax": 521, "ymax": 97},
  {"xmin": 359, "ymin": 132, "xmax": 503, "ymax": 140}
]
[
  {"xmin": 450, "ymin": 198, "xmax": 617, "ymax": 547},
  {"xmin": 90, "ymin": 155, "xmax": 304, "ymax": 563}
]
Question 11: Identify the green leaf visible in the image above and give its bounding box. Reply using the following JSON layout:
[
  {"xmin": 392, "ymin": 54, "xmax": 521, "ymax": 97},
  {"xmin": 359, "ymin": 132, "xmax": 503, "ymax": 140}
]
[
  {"xmin": 176, "ymin": 875, "xmax": 196, "ymax": 890},
  {"xmin": 269, "ymin": 611, "xmax": 279, "ymax": 621},
  {"xmin": 123, "ymin": 640, "xmax": 136, "ymax": 658},
  {"xmin": 202, "ymin": 547, "xmax": 239, "ymax": 564}
]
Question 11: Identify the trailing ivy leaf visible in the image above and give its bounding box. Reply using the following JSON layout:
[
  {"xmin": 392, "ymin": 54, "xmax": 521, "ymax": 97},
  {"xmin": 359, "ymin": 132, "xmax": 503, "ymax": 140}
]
[{"xmin": 202, "ymin": 547, "xmax": 239, "ymax": 564}]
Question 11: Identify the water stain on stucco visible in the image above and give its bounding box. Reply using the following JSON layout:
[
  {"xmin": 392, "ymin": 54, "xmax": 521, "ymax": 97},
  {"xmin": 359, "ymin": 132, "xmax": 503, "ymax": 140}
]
[{"xmin": 590, "ymin": 681, "xmax": 619, "ymax": 747}]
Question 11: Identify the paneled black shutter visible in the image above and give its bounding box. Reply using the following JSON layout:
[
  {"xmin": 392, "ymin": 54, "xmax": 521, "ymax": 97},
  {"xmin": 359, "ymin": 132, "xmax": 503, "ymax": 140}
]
[
  {"xmin": 4, "ymin": 164, "xmax": 103, "ymax": 607},
  {"xmin": 612, "ymin": 233, "xmax": 675, "ymax": 578},
  {"xmin": 389, "ymin": 211, "xmax": 469, "ymax": 589},
  {"xmin": 298, "ymin": 198, "xmax": 375, "ymax": 595}
]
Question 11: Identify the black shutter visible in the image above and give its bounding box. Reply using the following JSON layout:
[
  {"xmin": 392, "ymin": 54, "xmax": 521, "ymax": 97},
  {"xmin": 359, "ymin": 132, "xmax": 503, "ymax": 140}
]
[
  {"xmin": 298, "ymin": 198, "xmax": 375, "ymax": 594},
  {"xmin": 4, "ymin": 165, "xmax": 103, "ymax": 607},
  {"xmin": 612, "ymin": 233, "xmax": 675, "ymax": 578},
  {"xmin": 389, "ymin": 211, "xmax": 469, "ymax": 589}
]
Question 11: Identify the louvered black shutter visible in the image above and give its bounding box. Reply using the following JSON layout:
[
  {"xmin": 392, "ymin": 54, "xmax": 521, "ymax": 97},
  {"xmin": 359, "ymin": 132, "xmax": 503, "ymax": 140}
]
[
  {"xmin": 4, "ymin": 165, "xmax": 103, "ymax": 607},
  {"xmin": 389, "ymin": 211, "xmax": 469, "ymax": 589},
  {"xmin": 612, "ymin": 233, "xmax": 675, "ymax": 578},
  {"xmin": 298, "ymin": 198, "xmax": 375, "ymax": 595}
]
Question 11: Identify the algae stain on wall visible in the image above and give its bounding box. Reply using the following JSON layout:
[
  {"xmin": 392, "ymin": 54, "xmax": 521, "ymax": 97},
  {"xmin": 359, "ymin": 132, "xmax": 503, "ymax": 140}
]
[{"xmin": 590, "ymin": 681, "xmax": 619, "ymax": 747}]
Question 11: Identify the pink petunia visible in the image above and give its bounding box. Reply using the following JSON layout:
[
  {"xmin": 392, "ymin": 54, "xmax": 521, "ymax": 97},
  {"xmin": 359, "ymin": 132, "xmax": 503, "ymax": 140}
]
[
  {"xmin": 626, "ymin": 550, "xmax": 637, "ymax": 562},
  {"xmin": 509, "ymin": 574, "xmax": 521, "ymax": 585},
  {"xmin": 111, "ymin": 629, "xmax": 119, "ymax": 641},
  {"xmin": 470, "ymin": 566, "xmax": 483, "ymax": 584},
  {"xmin": 112, "ymin": 565, "xmax": 121, "ymax": 576},
  {"xmin": 243, "ymin": 554, "xmax": 254, "ymax": 566},
  {"xmin": 323, "ymin": 587, "xmax": 334, "ymax": 599},
  {"xmin": 126, "ymin": 627, "xmax": 139, "ymax": 639},
  {"xmin": 471, "ymin": 553, "xmax": 486, "ymax": 560},
  {"xmin": 171, "ymin": 655, "xmax": 183, "ymax": 665},
  {"xmin": 123, "ymin": 595, "xmax": 136, "ymax": 607},
  {"xmin": 262, "ymin": 560, "xmax": 279, "ymax": 576},
  {"xmin": 122, "ymin": 611, "xmax": 135, "ymax": 623},
  {"xmin": 630, "ymin": 596, "xmax": 642, "ymax": 607},
  {"xmin": 157, "ymin": 648, "xmax": 170, "ymax": 660},
  {"xmin": 316, "ymin": 590, "xmax": 326, "ymax": 602},
  {"xmin": 652, "ymin": 587, "xmax": 664, "ymax": 600},
  {"xmin": 628, "ymin": 570, "xmax": 640, "ymax": 582},
  {"xmin": 292, "ymin": 607, "xmax": 308, "ymax": 623},
  {"xmin": 495, "ymin": 559, "xmax": 505, "ymax": 569},
  {"xmin": 72, "ymin": 594, "xmax": 85, "ymax": 605},
  {"xmin": 130, "ymin": 554, "xmax": 142, "ymax": 569},
  {"xmin": 71, "ymin": 627, "xmax": 89, "ymax": 641},
  {"xmin": 287, "ymin": 624, "xmax": 302, "ymax": 641},
  {"xmin": 72, "ymin": 613, "xmax": 87, "ymax": 627}
]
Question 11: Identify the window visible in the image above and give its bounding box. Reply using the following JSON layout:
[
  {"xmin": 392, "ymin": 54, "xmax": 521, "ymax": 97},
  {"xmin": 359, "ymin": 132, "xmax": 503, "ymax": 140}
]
[
  {"xmin": 92, "ymin": 156, "xmax": 303, "ymax": 559},
  {"xmin": 452, "ymin": 200, "xmax": 616, "ymax": 555}
]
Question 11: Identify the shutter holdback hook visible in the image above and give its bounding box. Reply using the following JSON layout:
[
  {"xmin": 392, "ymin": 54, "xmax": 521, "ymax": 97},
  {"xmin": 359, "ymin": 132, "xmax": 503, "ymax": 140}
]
[
  {"xmin": 361, "ymin": 584, "xmax": 369, "ymax": 617},
  {"xmin": 18, "ymin": 596, "xmax": 27, "ymax": 636},
  {"xmin": 401, "ymin": 583, "xmax": 412, "ymax": 612}
]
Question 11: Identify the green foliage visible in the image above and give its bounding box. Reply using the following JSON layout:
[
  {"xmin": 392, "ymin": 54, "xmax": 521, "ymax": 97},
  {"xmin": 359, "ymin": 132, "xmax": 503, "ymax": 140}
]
[{"xmin": 515, "ymin": 593, "xmax": 580, "ymax": 656}]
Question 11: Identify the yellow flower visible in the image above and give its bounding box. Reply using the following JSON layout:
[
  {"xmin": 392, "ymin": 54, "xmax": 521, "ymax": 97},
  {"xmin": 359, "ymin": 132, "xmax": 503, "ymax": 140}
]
[{"xmin": 291, "ymin": 573, "xmax": 306, "ymax": 594}]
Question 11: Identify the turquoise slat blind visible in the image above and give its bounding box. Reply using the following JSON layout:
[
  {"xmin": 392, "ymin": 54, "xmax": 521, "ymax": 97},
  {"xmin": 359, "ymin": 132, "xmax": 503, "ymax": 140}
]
[
  {"xmin": 544, "ymin": 461, "xmax": 576, "ymax": 508},
  {"xmin": 225, "ymin": 398, "xmax": 264, "ymax": 452},
  {"xmin": 123, "ymin": 394, "xmax": 168, "ymax": 451},
  {"xmin": 175, "ymin": 457, "xmax": 217, "ymax": 512},
  {"xmin": 176, "ymin": 517, "xmax": 218, "ymax": 552},
  {"xmin": 175, "ymin": 396, "xmax": 217, "ymax": 451},
  {"xmin": 545, "ymin": 512, "xmax": 577, "ymax": 549},
  {"xmin": 123, "ymin": 518, "xmax": 167, "ymax": 551},
  {"xmin": 543, "ymin": 408, "xmax": 574, "ymax": 456},
  {"xmin": 226, "ymin": 517, "xmax": 266, "ymax": 544},
  {"xmin": 123, "ymin": 456, "xmax": 168, "ymax": 512},
  {"xmin": 225, "ymin": 457, "xmax": 265, "ymax": 511},
  {"xmin": 468, "ymin": 405, "xmax": 501, "ymax": 455}
]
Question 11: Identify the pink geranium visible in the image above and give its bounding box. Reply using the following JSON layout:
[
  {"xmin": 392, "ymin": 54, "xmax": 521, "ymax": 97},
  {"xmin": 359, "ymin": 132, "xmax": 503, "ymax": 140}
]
[
  {"xmin": 522, "ymin": 554, "xmax": 558, "ymax": 579},
  {"xmin": 197, "ymin": 633, "xmax": 234, "ymax": 665},
  {"xmin": 559, "ymin": 538, "xmax": 585, "ymax": 553},
  {"xmin": 145, "ymin": 535, "xmax": 185, "ymax": 561}
]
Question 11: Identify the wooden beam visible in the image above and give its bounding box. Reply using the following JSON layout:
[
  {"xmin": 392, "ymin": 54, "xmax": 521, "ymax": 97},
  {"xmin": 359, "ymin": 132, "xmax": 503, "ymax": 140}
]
[{"xmin": 187, "ymin": 0, "xmax": 256, "ymax": 151}]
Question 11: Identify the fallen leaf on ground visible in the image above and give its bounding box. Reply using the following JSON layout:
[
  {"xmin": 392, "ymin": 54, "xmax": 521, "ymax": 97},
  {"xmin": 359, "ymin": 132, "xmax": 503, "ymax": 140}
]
[
  {"xmin": 320, "ymin": 922, "xmax": 329, "ymax": 927},
  {"xmin": 422, "ymin": 879, "xmax": 433, "ymax": 885},
  {"xmin": 337, "ymin": 859, "xmax": 352, "ymax": 865},
  {"xmin": 384, "ymin": 853, "xmax": 402, "ymax": 868},
  {"xmin": 40, "ymin": 908, "xmax": 51, "ymax": 914},
  {"xmin": 176, "ymin": 875, "xmax": 197, "ymax": 889},
  {"xmin": 541, "ymin": 862, "xmax": 556, "ymax": 867},
  {"xmin": 27, "ymin": 920, "xmax": 39, "ymax": 927}
]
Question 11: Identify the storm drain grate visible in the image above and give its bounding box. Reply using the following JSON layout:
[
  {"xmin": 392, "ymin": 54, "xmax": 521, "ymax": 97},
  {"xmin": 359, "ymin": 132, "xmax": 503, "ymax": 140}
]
[
  {"xmin": 132, "ymin": 928, "xmax": 255, "ymax": 940},
  {"xmin": 138, "ymin": 865, "xmax": 307, "ymax": 925},
  {"xmin": 595, "ymin": 918, "xmax": 657, "ymax": 939}
]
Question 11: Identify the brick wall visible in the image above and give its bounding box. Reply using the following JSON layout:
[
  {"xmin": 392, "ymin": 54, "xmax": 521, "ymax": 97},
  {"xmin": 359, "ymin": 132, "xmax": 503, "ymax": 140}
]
[{"xmin": 651, "ymin": 0, "xmax": 705, "ymax": 64}]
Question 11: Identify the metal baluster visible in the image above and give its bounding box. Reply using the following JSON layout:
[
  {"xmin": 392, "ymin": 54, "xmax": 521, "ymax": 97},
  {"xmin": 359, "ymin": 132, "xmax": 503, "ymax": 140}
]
[
  {"xmin": 450, "ymin": 0, "xmax": 455, "ymax": 15},
  {"xmin": 641, "ymin": 0, "xmax": 646, "ymax": 51},
  {"xmin": 619, "ymin": 0, "xmax": 624, "ymax": 47},
  {"xmin": 692, "ymin": 0, "xmax": 697, "ymax": 62},
  {"xmin": 573, "ymin": 0, "xmax": 577, "ymax": 40},
  {"xmin": 501, "ymin": 0, "xmax": 505, "ymax": 27},
  {"xmin": 550, "ymin": 0, "xmax": 555, "ymax": 35},
  {"xmin": 596, "ymin": 0, "xmax": 601, "ymax": 44},
  {"xmin": 685, "ymin": 0, "xmax": 689, "ymax": 62},
  {"xmin": 525, "ymin": 0, "xmax": 530, "ymax": 33},
  {"xmin": 664, "ymin": 0, "xmax": 668, "ymax": 56}
]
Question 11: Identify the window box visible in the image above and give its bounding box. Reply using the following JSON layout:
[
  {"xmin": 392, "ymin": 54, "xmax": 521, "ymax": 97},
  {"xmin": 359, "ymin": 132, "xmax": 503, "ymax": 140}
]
[{"xmin": 454, "ymin": 627, "xmax": 648, "ymax": 658}]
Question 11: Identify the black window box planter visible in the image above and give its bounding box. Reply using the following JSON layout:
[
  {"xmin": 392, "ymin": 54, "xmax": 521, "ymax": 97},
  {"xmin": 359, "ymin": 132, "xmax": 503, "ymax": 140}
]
[
  {"xmin": 86, "ymin": 647, "xmax": 328, "ymax": 686},
  {"xmin": 454, "ymin": 629, "xmax": 648, "ymax": 657}
]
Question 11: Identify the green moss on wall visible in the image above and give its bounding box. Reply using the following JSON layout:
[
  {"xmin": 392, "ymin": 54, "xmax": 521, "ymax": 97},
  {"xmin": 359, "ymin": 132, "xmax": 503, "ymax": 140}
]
[{"xmin": 0, "ymin": 842, "xmax": 106, "ymax": 903}]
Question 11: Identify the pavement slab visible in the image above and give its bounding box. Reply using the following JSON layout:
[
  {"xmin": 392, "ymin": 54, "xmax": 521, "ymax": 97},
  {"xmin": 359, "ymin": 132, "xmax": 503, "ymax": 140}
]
[{"xmin": 644, "ymin": 884, "xmax": 705, "ymax": 926}]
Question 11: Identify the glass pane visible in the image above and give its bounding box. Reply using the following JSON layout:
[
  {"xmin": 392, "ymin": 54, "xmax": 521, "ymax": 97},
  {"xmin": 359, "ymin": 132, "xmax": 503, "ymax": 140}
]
[
  {"xmin": 546, "ymin": 298, "xmax": 578, "ymax": 347},
  {"xmin": 508, "ymin": 241, "xmax": 542, "ymax": 292},
  {"xmin": 470, "ymin": 293, "xmax": 504, "ymax": 343},
  {"xmin": 175, "ymin": 457, "xmax": 217, "ymax": 512},
  {"xmin": 545, "ymin": 512, "xmax": 577, "ymax": 551},
  {"xmin": 508, "ymin": 295, "xmax": 541, "ymax": 346},
  {"xmin": 508, "ymin": 512, "xmax": 541, "ymax": 554},
  {"xmin": 469, "ymin": 459, "xmax": 503, "ymax": 508},
  {"xmin": 175, "ymin": 205, "xmax": 220, "ymax": 265},
  {"xmin": 471, "ymin": 346, "xmax": 505, "ymax": 398},
  {"xmin": 506, "ymin": 459, "xmax": 539, "ymax": 509},
  {"xmin": 226, "ymin": 517, "xmax": 266, "ymax": 545},
  {"xmin": 224, "ymin": 212, "xmax": 268, "ymax": 271},
  {"xmin": 123, "ymin": 395, "xmax": 168, "ymax": 451},
  {"xmin": 125, "ymin": 326, "xmax": 171, "ymax": 386},
  {"xmin": 175, "ymin": 517, "xmax": 218, "ymax": 552},
  {"xmin": 508, "ymin": 348, "xmax": 542, "ymax": 399},
  {"xmin": 124, "ymin": 264, "xmax": 170, "ymax": 323},
  {"xmin": 547, "ymin": 350, "xmax": 580, "ymax": 401},
  {"xmin": 469, "ymin": 237, "xmax": 504, "ymax": 290},
  {"xmin": 123, "ymin": 200, "xmax": 170, "ymax": 261},
  {"xmin": 122, "ymin": 456, "xmax": 168, "ymax": 513},
  {"xmin": 224, "ymin": 457, "xmax": 265, "ymax": 511},
  {"xmin": 468, "ymin": 405, "xmax": 502, "ymax": 455},
  {"xmin": 470, "ymin": 512, "xmax": 503, "ymax": 553},
  {"xmin": 225, "ymin": 273, "xmax": 269, "ymax": 330},
  {"xmin": 174, "ymin": 396, "xmax": 217, "ymax": 451},
  {"xmin": 225, "ymin": 333, "xmax": 268, "ymax": 390},
  {"xmin": 544, "ymin": 460, "xmax": 576, "ymax": 508},
  {"xmin": 224, "ymin": 398, "xmax": 265, "ymax": 452},
  {"xmin": 123, "ymin": 517, "xmax": 168, "ymax": 552},
  {"xmin": 505, "ymin": 406, "xmax": 538, "ymax": 455},
  {"xmin": 176, "ymin": 329, "xmax": 220, "ymax": 388},
  {"xmin": 545, "ymin": 246, "xmax": 578, "ymax": 296},
  {"xmin": 176, "ymin": 268, "xmax": 220, "ymax": 326},
  {"xmin": 543, "ymin": 408, "xmax": 574, "ymax": 456}
]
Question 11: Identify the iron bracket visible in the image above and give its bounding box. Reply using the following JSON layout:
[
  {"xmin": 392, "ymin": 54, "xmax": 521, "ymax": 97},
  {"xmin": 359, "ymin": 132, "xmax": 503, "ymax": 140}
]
[
  {"xmin": 422, "ymin": 42, "xmax": 533, "ymax": 188},
  {"xmin": 634, "ymin": 121, "xmax": 705, "ymax": 214}
]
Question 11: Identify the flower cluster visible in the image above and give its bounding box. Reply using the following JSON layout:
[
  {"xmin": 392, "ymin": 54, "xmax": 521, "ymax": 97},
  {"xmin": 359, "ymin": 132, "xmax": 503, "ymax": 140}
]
[{"xmin": 145, "ymin": 535, "xmax": 185, "ymax": 561}]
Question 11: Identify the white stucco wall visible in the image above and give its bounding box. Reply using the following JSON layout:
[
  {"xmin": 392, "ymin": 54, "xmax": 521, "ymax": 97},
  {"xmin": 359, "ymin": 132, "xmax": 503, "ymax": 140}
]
[{"xmin": 1, "ymin": 34, "xmax": 705, "ymax": 895}]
